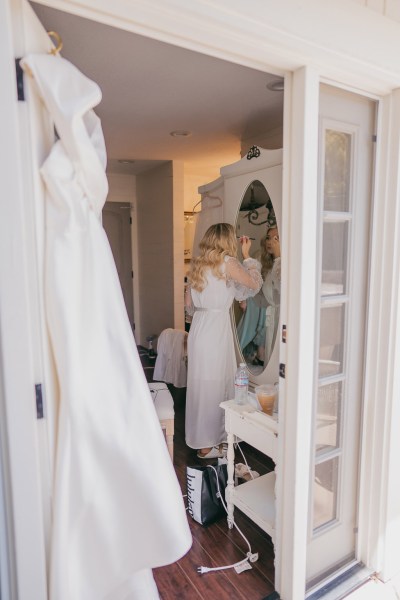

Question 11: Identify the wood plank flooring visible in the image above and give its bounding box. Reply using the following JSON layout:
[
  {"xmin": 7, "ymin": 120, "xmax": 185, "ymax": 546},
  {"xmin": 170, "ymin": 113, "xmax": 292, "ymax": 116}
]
[{"xmin": 139, "ymin": 347, "xmax": 276, "ymax": 600}]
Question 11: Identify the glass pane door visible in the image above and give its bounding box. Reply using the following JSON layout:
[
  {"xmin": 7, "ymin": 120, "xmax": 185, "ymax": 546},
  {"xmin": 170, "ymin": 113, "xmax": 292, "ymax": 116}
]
[
  {"xmin": 313, "ymin": 130, "xmax": 351, "ymax": 533},
  {"xmin": 306, "ymin": 85, "xmax": 375, "ymax": 589}
]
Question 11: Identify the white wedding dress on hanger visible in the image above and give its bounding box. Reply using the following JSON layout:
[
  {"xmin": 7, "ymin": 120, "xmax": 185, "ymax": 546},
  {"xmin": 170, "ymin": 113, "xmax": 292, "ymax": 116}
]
[{"xmin": 21, "ymin": 53, "xmax": 191, "ymax": 600}]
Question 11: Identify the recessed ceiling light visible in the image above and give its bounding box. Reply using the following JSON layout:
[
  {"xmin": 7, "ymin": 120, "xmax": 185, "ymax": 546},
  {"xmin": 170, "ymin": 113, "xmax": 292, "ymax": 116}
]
[
  {"xmin": 266, "ymin": 79, "xmax": 284, "ymax": 92},
  {"xmin": 118, "ymin": 159, "xmax": 136, "ymax": 164},
  {"xmin": 170, "ymin": 130, "xmax": 192, "ymax": 137}
]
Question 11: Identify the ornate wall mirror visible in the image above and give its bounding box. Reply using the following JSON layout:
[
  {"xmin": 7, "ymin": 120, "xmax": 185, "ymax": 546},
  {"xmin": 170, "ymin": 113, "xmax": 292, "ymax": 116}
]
[{"xmin": 233, "ymin": 180, "xmax": 281, "ymax": 376}]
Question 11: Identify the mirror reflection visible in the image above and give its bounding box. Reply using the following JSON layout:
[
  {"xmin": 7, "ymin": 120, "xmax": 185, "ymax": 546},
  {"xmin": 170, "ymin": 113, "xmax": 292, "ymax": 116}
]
[{"xmin": 234, "ymin": 180, "xmax": 281, "ymax": 375}]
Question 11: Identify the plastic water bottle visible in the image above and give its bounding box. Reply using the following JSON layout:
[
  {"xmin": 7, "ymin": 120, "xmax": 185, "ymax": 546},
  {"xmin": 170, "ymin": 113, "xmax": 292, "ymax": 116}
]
[{"xmin": 234, "ymin": 363, "xmax": 248, "ymax": 405}]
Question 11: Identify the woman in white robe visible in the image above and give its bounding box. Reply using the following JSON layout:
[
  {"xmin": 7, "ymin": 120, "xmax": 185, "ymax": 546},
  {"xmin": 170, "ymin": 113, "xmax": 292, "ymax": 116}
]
[
  {"xmin": 185, "ymin": 223, "xmax": 262, "ymax": 459},
  {"xmin": 21, "ymin": 53, "xmax": 191, "ymax": 600}
]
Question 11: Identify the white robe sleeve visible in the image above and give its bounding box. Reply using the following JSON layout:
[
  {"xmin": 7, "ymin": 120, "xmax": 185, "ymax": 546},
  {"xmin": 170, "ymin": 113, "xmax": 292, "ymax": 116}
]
[{"xmin": 225, "ymin": 256, "xmax": 263, "ymax": 301}]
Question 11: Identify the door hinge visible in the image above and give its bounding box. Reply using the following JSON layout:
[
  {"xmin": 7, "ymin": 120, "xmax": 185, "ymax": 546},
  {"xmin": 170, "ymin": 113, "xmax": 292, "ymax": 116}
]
[
  {"xmin": 15, "ymin": 58, "xmax": 25, "ymax": 101},
  {"xmin": 130, "ymin": 216, "xmax": 132, "ymax": 224},
  {"xmin": 35, "ymin": 383, "xmax": 44, "ymax": 419},
  {"xmin": 279, "ymin": 363, "xmax": 286, "ymax": 379},
  {"xmin": 372, "ymin": 134, "xmax": 377, "ymax": 143},
  {"xmin": 131, "ymin": 270, "xmax": 134, "ymax": 279},
  {"xmin": 282, "ymin": 324, "xmax": 286, "ymax": 343}
]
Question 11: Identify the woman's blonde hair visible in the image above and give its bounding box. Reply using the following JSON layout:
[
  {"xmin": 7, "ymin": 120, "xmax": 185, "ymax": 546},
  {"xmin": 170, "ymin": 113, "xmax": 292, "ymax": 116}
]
[
  {"xmin": 260, "ymin": 226, "xmax": 279, "ymax": 279},
  {"xmin": 188, "ymin": 223, "xmax": 237, "ymax": 291}
]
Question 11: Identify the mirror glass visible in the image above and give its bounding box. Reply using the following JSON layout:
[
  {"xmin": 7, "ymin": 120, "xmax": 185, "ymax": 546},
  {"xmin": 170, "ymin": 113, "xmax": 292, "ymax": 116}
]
[{"xmin": 233, "ymin": 180, "xmax": 281, "ymax": 376}]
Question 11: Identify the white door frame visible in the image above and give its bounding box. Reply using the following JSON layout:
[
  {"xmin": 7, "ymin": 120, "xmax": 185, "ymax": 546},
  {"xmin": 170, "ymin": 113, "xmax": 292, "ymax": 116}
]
[
  {"xmin": 357, "ymin": 88, "xmax": 400, "ymax": 582},
  {"xmin": 276, "ymin": 66, "xmax": 320, "ymax": 598},
  {"xmin": 2, "ymin": 1, "xmax": 400, "ymax": 598},
  {"xmin": 0, "ymin": 1, "xmax": 48, "ymax": 597}
]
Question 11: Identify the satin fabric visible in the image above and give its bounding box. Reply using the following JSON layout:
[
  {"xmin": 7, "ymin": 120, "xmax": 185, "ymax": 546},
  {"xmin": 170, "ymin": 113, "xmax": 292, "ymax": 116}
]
[{"xmin": 21, "ymin": 53, "xmax": 191, "ymax": 600}]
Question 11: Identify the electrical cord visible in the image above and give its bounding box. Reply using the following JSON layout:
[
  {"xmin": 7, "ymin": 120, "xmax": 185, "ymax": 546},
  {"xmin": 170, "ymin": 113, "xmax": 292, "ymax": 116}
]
[{"xmin": 197, "ymin": 464, "xmax": 259, "ymax": 575}]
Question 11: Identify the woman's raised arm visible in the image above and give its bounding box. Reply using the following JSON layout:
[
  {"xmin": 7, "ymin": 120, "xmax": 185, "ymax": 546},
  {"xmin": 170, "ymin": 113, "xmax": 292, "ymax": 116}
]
[{"xmin": 225, "ymin": 256, "xmax": 263, "ymax": 301}]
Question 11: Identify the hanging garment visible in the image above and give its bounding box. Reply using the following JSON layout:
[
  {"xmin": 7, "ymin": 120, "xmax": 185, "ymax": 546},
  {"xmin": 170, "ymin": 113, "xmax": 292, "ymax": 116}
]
[
  {"xmin": 236, "ymin": 296, "xmax": 267, "ymax": 358},
  {"xmin": 21, "ymin": 53, "xmax": 191, "ymax": 600},
  {"xmin": 153, "ymin": 328, "xmax": 188, "ymax": 388},
  {"xmin": 258, "ymin": 257, "xmax": 281, "ymax": 364}
]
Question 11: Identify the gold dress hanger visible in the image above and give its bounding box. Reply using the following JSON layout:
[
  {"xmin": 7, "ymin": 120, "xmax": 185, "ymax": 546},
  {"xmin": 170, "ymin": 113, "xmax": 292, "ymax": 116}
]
[{"xmin": 47, "ymin": 30, "xmax": 63, "ymax": 55}]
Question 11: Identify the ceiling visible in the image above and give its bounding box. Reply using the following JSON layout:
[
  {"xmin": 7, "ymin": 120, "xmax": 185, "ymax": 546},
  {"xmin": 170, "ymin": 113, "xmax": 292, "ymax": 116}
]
[{"xmin": 31, "ymin": 3, "xmax": 284, "ymax": 178}]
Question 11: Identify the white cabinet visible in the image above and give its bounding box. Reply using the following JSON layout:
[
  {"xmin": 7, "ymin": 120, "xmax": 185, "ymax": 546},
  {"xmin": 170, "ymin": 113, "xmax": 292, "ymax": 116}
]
[{"xmin": 221, "ymin": 399, "xmax": 278, "ymax": 543}]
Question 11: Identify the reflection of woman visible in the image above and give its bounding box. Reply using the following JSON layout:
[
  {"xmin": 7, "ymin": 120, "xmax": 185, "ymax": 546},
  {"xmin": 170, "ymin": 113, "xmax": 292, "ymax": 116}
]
[
  {"xmin": 236, "ymin": 296, "xmax": 266, "ymax": 362},
  {"xmin": 237, "ymin": 227, "xmax": 281, "ymax": 366},
  {"xmin": 255, "ymin": 227, "xmax": 281, "ymax": 364},
  {"xmin": 185, "ymin": 223, "xmax": 262, "ymax": 459}
]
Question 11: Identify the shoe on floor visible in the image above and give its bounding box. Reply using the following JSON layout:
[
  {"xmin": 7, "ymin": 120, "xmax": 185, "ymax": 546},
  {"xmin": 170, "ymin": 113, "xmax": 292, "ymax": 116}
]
[
  {"xmin": 235, "ymin": 462, "xmax": 260, "ymax": 482},
  {"xmin": 197, "ymin": 446, "xmax": 224, "ymax": 459}
]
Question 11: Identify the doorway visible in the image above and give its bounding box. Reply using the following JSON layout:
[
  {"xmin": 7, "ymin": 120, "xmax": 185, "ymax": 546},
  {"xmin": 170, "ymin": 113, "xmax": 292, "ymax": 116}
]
[
  {"xmin": 30, "ymin": 1, "xmax": 286, "ymax": 345},
  {"xmin": 102, "ymin": 201, "xmax": 135, "ymax": 331}
]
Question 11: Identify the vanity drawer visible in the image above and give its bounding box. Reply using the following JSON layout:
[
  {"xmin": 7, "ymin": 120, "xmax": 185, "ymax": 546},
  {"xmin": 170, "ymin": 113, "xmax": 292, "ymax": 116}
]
[{"xmin": 223, "ymin": 405, "xmax": 278, "ymax": 461}]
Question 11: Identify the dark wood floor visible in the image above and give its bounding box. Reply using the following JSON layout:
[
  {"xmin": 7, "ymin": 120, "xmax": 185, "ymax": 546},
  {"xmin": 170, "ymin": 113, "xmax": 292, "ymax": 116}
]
[{"xmin": 139, "ymin": 347, "xmax": 276, "ymax": 600}]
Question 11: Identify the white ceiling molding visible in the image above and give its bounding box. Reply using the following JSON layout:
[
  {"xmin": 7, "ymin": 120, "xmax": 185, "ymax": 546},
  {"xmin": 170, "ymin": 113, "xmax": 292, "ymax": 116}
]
[{"xmin": 32, "ymin": 0, "xmax": 400, "ymax": 94}]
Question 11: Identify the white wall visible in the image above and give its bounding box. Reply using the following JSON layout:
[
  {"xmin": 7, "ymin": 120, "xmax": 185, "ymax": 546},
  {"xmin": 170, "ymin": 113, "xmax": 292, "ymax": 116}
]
[
  {"xmin": 136, "ymin": 161, "xmax": 184, "ymax": 346},
  {"xmin": 241, "ymin": 124, "xmax": 283, "ymax": 156},
  {"xmin": 183, "ymin": 155, "xmax": 240, "ymax": 213},
  {"xmin": 107, "ymin": 172, "xmax": 136, "ymax": 203},
  {"xmin": 105, "ymin": 172, "xmax": 140, "ymax": 339},
  {"xmin": 106, "ymin": 168, "xmax": 191, "ymax": 345}
]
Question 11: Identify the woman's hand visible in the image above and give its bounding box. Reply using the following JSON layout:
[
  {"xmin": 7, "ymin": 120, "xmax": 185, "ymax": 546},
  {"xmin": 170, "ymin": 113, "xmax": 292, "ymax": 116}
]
[{"xmin": 239, "ymin": 236, "xmax": 252, "ymax": 259}]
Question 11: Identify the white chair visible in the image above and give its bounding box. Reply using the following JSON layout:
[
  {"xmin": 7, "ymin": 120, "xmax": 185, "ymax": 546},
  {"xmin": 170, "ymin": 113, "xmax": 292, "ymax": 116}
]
[{"xmin": 148, "ymin": 382, "xmax": 175, "ymax": 461}]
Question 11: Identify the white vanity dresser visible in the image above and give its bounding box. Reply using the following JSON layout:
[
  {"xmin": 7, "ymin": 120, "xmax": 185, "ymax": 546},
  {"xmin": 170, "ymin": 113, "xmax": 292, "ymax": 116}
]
[{"xmin": 221, "ymin": 399, "xmax": 278, "ymax": 542}]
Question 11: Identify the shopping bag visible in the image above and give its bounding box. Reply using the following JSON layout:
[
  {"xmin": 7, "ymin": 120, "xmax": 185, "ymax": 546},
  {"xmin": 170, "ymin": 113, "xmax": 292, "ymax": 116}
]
[{"xmin": 186, "ymin": 463, "xmax": 228, "ymax": 526}]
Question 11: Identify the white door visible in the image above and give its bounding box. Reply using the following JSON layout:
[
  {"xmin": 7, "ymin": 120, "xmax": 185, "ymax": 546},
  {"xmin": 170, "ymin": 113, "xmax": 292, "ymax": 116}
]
[
  {"xmin": 13, "ymin": 0, "xmax": 61, "ymax": 538},
  {"xmin": 306, "ymin": 84, "xmax": 376, "ymax": 588},
  {"xmin": 1, "ymin": 0, "xmax": 62, "ymax": 597}
]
